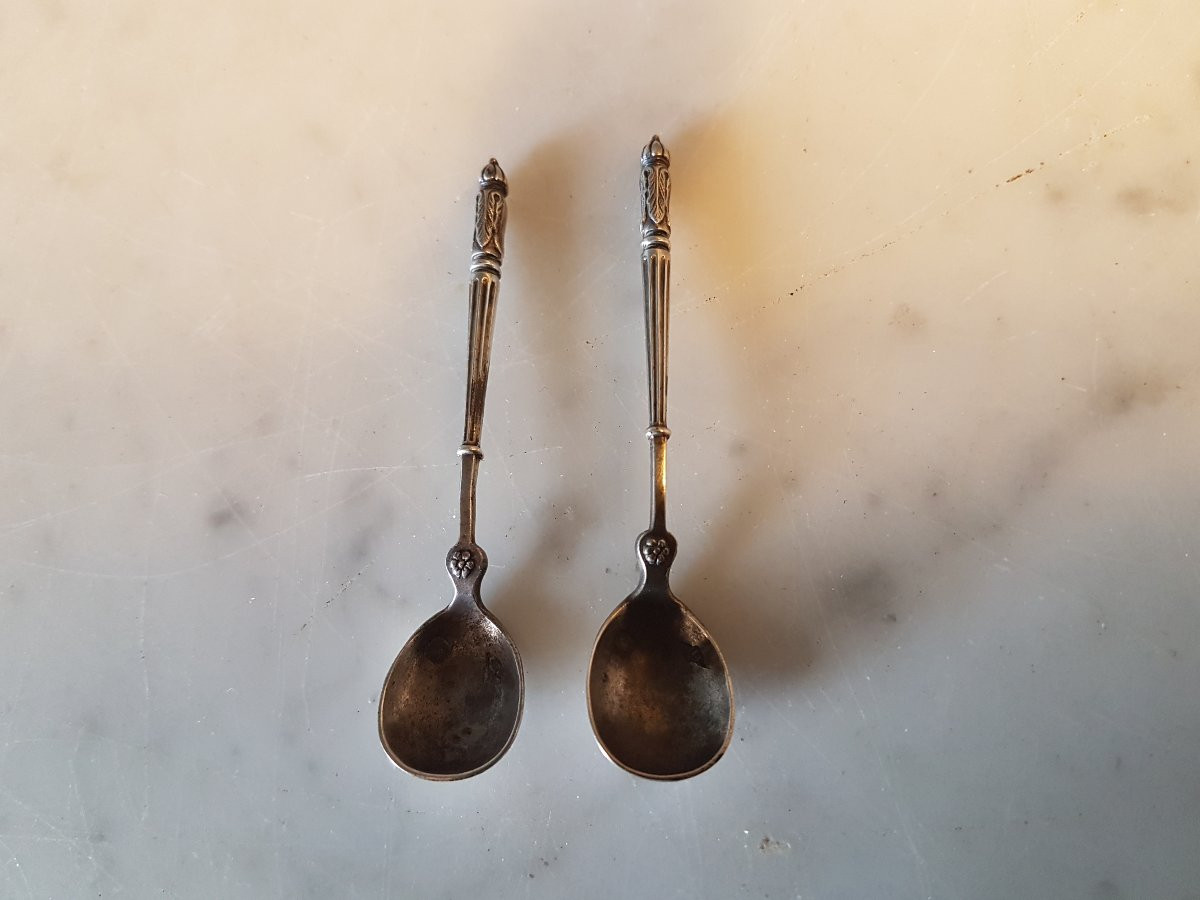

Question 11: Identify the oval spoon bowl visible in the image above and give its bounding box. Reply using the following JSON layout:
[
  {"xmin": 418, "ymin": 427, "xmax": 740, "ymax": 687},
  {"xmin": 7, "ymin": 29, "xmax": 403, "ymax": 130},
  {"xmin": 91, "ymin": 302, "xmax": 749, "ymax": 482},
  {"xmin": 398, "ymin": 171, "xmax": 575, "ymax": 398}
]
[
  {"xmin": 588, "ymin": 592, "xmax": 733, "ymax": 780},
  {"xmin": 379, "ymin": 601, "xmax": 523, "ymax": 780}
]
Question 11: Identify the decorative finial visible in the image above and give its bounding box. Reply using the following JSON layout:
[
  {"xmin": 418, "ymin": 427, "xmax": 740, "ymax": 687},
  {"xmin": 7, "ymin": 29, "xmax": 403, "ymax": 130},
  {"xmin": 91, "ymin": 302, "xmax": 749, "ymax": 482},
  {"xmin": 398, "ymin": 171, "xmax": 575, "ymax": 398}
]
[
  {"xmin": 480, "ymin": 158, "xmax": 507, "ymax": 191},
  {"xmin": 642, "ymin": 135, "xmax": 669, "ymax": 165}
]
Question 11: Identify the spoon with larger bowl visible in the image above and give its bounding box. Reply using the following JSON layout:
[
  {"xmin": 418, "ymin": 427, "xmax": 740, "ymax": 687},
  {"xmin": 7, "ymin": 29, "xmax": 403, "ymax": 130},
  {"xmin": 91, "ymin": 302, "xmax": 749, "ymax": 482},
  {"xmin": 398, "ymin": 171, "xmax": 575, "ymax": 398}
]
[
  {"xmin": 378, "ymin": 159, "xmax": 523, "ymax": 780},
  {"xmin": 586, "ymin": 137, "xmax": 735, "ymax": 780}
]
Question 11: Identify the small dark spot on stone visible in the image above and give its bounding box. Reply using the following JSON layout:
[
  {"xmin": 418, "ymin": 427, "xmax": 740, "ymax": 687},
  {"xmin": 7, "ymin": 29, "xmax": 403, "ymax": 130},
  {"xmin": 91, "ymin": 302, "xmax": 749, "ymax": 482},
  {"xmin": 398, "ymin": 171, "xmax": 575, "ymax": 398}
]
[
  {"xmin": 252, "ymin": 410, "xmax": 279, "ymax": 436},
  {"xmin": 1117, "ymin": 186, "xmax": 1157, "ymax": 215},
  {"xmin": 885, "ymin": 612, "xmax": 898, "ymax": 624},
  {"xmin": 1117, "ymin": 182, "xmax": 1198, "ymax": 216},
  {"xmin": 1096, "ymin": 372, "xmax": 1172, "ymax": 416},
  {"xmin": 349, "ymin": 528, "xmax": 375, "ymax": 563},
  {"xmin": 209, "ymin": 507, "xmax": 236, "ymax": 528},
  {"xmin": 1044, "ymin": 183, "xmax": 1070, "ymax": 205},
  {"xmin": 758, "ymin": 835, "xmax": 788, "ymax": 853},
  {"xmin": 836, "ymin": 562, "xmax": 896, "ymax": 618},
  {"xmin": 889, "ymin": 302, "xmax": 927, "ymax": 332}
]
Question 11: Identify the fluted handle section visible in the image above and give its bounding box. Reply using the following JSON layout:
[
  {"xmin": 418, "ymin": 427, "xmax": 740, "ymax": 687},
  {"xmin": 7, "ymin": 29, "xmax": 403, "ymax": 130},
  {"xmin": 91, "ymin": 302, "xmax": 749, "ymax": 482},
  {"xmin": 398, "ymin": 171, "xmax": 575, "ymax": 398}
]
[
  {"xmin": 461, "ymin": 159, "xmax": 507, "ymax": 452},
  {"xmin": 457, "ymin": 159, "xmax": 508, "ymax": 544}
]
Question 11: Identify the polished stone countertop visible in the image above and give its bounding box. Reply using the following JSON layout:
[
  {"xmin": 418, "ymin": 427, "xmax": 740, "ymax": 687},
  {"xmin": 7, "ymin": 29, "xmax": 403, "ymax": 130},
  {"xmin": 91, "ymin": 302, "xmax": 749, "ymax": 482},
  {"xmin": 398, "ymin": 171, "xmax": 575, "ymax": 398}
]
[{"xmin": 1, "ymin": 1, "xmax": 1198, "ymax": 897}]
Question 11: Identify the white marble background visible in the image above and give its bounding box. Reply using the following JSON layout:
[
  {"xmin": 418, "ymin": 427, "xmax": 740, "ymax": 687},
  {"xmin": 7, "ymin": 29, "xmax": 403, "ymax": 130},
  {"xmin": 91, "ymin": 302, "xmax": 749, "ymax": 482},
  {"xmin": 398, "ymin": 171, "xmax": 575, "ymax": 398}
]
[{"xmin": 2, "ymin": 1, "xmax": 1199, "ymax": 898}]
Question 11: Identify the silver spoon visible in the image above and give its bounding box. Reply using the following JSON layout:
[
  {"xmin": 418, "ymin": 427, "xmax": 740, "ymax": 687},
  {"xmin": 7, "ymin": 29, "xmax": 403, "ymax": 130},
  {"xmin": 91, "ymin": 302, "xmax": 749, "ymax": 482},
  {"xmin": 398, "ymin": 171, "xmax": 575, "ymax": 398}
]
[
  {"xmin": 586, "ymin": 137, "xmax": 735, "ymax": 780},
  {"xmin": 378, "ymin": 160, "xmax": 523, "ymax": 780}
]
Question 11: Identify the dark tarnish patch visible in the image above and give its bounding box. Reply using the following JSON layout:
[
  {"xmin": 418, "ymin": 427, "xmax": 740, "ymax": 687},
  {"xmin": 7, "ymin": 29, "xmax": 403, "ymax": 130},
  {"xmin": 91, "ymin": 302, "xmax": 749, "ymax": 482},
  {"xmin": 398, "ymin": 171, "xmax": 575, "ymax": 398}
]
[{"xmin": 424, "ymin": 637, "xmax": 451, "ymax": 665}]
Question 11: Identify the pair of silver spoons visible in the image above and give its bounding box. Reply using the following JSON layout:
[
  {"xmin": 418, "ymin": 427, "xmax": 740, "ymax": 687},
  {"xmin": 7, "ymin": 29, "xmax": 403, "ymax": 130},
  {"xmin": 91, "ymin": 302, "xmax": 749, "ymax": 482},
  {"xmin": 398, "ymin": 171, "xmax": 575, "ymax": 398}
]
[{"xmin": 377, "ymin": 138, "xmax": 734, "ymax": 781}]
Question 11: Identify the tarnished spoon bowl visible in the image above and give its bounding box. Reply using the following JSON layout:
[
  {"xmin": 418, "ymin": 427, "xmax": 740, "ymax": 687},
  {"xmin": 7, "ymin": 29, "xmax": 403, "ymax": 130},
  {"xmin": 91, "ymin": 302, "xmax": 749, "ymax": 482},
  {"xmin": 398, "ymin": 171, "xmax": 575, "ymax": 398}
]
[
  {"xmin": 588, "ymin": 536, "xmax": 733, "ymax": 779},
  {"xmin": 379, "ymin": 563, "xmax": 522, "ymax": 779}
]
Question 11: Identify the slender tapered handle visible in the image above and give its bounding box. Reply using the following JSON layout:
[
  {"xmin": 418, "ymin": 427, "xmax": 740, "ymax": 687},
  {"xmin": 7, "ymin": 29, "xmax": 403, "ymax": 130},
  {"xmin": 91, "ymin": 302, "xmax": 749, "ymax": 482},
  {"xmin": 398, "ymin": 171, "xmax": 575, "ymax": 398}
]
[
  {"xmin": 456, "ymin": 159, "xmax": 508, "ymax": 546},
  {"xmin": 640, "ymin": 137, "xmax": 672, "ymax": 538}
]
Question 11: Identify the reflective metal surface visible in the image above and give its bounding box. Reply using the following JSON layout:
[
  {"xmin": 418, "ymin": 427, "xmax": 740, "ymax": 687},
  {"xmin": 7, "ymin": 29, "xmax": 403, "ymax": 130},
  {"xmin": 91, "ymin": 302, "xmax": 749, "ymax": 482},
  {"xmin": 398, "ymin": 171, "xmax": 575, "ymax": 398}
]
[
  {"xmin": 378, "ymin": 160, "xmax": 524, "ymax": 780},
  {"xmin": 587, "ymin": 137, "xmax": 735, "ymax": 780}
]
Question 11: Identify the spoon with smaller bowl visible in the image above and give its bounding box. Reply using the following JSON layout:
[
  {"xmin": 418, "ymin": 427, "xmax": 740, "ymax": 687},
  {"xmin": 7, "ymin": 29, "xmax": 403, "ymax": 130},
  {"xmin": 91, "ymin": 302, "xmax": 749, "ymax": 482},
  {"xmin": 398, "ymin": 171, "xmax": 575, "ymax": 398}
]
[
  {"xmin": 378, "ymin": 160, "xmax": 523, "ymax": 780},
  {"xmin": 587, "ymin": 137, "xmax": 735, "ymax": 780}
]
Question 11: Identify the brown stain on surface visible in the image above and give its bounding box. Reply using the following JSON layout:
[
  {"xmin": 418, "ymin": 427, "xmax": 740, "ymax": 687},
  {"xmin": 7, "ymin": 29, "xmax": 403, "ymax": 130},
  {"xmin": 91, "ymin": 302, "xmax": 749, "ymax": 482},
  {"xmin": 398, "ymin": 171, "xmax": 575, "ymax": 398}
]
[
  {"xmin": 1044, "ymin": 183, "xmax": 1070, "ymax": 205},
  {"xmin": 1094, "ymin": 372, "xmax": 1177, "ymax": 417},
  {"xmin": 1115, "ymin": 164, "xmax": 1199, "ymax": 215},
  {"xmin": 889, "ymin": 302, "xmax": 927, "ymax": 333}
]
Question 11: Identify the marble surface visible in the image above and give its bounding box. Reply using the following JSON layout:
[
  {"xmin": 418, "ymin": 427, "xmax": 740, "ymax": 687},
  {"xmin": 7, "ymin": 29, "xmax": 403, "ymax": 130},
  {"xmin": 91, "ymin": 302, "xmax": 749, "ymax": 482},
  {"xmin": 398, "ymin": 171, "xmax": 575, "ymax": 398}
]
[{"xmin": 2, "ymin": 1, "xmax": 1199, "ymax": 897}]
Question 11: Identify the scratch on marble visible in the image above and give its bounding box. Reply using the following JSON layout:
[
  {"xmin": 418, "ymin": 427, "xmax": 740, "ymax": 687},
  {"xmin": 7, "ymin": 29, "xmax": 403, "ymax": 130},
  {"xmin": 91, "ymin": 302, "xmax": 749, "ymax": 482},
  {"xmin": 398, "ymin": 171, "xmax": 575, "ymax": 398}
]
[
  {"xmin": 830, "ymin": 0, "xmax": 978, "ymax": 209},
  {"xmin": 1025, "ymin": 5, "xmax": 1089, "ymax": 65},
  {"xmin": 0, "ymin": 834, "xmax": 33, "ymax": 899}
]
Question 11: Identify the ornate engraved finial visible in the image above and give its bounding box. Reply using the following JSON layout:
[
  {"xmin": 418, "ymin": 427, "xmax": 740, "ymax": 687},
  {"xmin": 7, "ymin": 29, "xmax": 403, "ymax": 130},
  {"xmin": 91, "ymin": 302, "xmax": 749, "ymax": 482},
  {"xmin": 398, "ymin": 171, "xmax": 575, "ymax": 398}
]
[
  {"xmin": 473, "ymin": 158, "xmax": 508, "ymax": 265},
  {"xmin": 640, "ymin": 136, "xmax": 671, "ymax": 241}
]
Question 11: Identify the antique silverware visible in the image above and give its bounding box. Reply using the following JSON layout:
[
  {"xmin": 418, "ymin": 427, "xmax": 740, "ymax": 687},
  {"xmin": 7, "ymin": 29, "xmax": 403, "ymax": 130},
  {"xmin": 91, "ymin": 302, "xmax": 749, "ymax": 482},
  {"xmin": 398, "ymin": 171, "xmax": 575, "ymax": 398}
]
[
  {"xmin": 378, "ymin": 160, "xmax": 524, "ymax": 780},
  {"xmin": 586, "ymin": 137, "xmax": 735, "ymax": 780}
]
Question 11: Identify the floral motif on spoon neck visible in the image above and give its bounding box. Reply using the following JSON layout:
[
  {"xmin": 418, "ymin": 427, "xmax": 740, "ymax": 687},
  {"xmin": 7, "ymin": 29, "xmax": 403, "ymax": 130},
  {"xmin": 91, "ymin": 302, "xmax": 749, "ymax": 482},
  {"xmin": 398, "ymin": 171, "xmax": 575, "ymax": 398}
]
[
  {"xmin": 447, "ymin": 547, "xmax": 478, "ymax": 579},
  {"xmin": 641, "ymin": 536, "xmax": 674, "ymax": 567}
]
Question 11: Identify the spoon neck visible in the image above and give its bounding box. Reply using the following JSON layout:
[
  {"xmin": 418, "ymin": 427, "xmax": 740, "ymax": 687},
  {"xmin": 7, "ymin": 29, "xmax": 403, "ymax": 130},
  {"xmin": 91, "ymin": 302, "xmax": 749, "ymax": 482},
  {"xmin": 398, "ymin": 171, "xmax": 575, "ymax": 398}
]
[
  {"xmin": 457, "ymin": 447, "xmax": 481, "ymax": 544},
  {"xmin": 648, "ymin": 427, "xmax": 669, "ymax": 534}
]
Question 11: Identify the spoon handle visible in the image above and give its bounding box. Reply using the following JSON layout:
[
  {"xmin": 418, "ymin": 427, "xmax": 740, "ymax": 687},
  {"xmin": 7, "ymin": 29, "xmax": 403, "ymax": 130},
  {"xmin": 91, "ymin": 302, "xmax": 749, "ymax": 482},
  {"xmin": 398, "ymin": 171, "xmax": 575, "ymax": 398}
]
[
  {"xmin": 457, "ymin": 159, "xmax": 508, "ymax": 545},
  {"xmin": 640, "ymin": 137, "xmax": 671, "ymax": 534}
]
